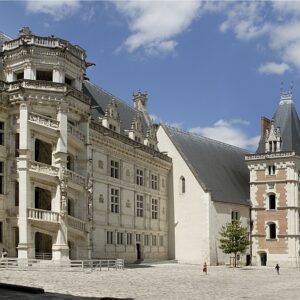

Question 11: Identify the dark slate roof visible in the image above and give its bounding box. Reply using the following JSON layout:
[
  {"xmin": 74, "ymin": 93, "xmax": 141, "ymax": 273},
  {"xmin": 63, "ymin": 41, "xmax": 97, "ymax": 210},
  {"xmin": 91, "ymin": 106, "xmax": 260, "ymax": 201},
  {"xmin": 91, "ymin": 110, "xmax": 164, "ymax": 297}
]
[
  {"xmin": 83, "ymin": 80, "xmax": 148, "ymax": 134},
  {"xmin": 256, "ymin": 98, "xmax": 300, "ymax": 154},
  {"xmin": 0, "ymin": 32, "xmax": 12, "ymax": 48},
  {"xmin": 163, "ymin": 125, "xmax": 250, "ymax": 206}
]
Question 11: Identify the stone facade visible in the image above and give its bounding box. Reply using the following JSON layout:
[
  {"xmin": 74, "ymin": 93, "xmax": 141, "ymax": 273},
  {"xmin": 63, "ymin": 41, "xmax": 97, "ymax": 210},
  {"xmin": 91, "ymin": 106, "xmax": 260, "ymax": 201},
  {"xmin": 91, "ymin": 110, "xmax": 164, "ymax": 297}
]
[{"xmin": 0, "ymin": 28, "xmax": 171, "ymax": 263}]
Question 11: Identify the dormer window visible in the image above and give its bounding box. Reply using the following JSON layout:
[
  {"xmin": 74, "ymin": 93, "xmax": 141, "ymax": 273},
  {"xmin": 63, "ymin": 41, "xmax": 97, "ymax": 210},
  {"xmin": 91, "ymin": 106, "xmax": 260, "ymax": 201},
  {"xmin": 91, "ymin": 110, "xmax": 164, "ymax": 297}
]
[
  {"xmin": 16, "ymin": 72, "xmax": 24, "ymax": 80},
  {"xmin": 265, "ymin": 120, "xmax": 281, "ymax": 153}
]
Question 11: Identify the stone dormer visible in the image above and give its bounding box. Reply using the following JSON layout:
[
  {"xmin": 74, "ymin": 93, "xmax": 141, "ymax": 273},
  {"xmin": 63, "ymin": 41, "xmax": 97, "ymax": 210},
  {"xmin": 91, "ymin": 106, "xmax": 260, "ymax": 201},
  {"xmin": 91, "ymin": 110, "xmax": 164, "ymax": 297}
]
[
  {"xmin": 144, "ymin": 125, "xmax": 158, "ymax": 150},
  {"xmin": 101, "ymin": 98, "xmax": 121, "ymax": 133},
  {"xmin": 133, "ymin": 91, "xmax": 152, "ymax": 128},
  {"xmin": 265, "ymin": 120, "xmax": 281, "ymax": 153},
  {"xmin": 127, "ymin": 113, "xmax": 144, "ymax": 143}
]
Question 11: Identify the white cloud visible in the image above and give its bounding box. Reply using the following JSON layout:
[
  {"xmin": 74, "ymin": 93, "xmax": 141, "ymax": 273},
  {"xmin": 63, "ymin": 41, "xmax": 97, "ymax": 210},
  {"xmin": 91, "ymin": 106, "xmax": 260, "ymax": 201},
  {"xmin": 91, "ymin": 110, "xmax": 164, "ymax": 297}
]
[
  {"xmin": 258, "ymin": 62, "xmax": 291, "ymax": 75},
  {"xmin": 189, "ymin": 119, "xmax": 260, "ymax": 151},
  {"xmin": 113, "ymin": 1, "xmax": 202, "ymax": 55},
  {"xmin": 25, "ymin": 0, "xmax": 80, "ymax": 21}
]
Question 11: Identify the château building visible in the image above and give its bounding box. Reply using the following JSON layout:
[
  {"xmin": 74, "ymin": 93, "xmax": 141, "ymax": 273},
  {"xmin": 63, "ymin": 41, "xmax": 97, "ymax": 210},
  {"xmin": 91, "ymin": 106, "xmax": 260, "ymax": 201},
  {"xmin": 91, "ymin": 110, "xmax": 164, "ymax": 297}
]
[
  {"xmin": 246, "ymin": 91, "xmax": 300, "ymax": 267},
  {"xmin": 0, "ymin": 27, "xmax": 171, "ymax": 262}
]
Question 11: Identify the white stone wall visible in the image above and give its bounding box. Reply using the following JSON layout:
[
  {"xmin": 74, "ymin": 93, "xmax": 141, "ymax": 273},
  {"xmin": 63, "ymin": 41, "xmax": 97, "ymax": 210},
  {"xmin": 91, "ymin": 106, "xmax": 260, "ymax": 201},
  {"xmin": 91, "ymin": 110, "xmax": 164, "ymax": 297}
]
[{"xmin": 157, "ymin": 126, "xmax": 211, "ymax": 264}]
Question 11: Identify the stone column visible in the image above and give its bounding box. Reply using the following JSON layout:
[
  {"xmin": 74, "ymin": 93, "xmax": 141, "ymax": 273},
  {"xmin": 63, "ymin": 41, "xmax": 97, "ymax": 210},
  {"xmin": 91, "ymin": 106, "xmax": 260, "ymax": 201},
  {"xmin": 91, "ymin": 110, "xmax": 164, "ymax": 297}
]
[
  {"xmin": 53, "ymin": 67, "xmax": 65, "ymax": 83},
  {"xmin": 24, "ymin": 64, "xmax": 36, "ymax": 80},
  {"xmin": 52, "ymin": 102, "xmax": 69, "ymax": 260},
  {"xmin": 17, "ymin": 102, "xmax": 33, "ymax": 260}
]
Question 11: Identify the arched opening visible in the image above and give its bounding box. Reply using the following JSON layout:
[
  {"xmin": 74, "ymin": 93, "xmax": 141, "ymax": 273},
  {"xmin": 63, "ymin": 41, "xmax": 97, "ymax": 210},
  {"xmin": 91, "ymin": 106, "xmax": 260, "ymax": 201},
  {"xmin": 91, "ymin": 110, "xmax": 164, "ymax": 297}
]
[
  {"xmin": 35, "ymin": 232, "xmax": 52, "ymax": 260},
  {"xmin": 268, "ymin": 194, "xmax": 276, "ymax": 210},
  {"xmin": 67, "ymin": 153, "xmax": 75, "ymax": 171},
  {"xmin": 180, "ymin": 176, "xmax": 185, "ymax": 194}
]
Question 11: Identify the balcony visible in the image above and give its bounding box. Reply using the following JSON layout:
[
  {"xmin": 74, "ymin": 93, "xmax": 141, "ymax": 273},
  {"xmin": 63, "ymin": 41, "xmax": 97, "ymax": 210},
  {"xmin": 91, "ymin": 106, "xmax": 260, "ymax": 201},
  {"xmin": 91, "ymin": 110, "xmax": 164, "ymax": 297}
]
[
  {"xmin": 67, "ymin": 170, "xmax": 86, "ymax": 190},
  {"xmin": 28, "ymin": 208, "xmax": 59, "ymax": 223},
  {"xmin": 67, "ymin": 124, "xmax": 85, "ymax": 148},
  {"xmin": 67, "ymin": 215, "xmax": 86, "ymax": 234},
  {"xmin": 29, "ymin": 112, "xmax": 59, "ymax": 135},
  {"xmin": 28, "ymin": 161, "xmax": 59, "ymax": 183}
]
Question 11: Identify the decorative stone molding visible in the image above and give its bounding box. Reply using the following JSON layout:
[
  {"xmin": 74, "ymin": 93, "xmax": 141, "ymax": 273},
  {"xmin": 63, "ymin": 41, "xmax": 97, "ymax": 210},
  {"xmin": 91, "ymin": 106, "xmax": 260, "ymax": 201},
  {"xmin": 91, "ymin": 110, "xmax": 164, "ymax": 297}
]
[
  {"xmin": 29, "ymin": 112, "xmax": 59, "ymax": 129},
  {"xmin": 29, "ymin": 160, "xmax": 59, "ymax": 176}
]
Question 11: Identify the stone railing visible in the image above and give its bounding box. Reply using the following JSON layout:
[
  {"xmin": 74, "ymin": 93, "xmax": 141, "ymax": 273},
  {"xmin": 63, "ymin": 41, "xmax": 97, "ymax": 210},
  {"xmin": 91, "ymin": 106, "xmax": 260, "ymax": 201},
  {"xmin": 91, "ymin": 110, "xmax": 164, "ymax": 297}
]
[
  {"xmin": 29, "ymin": 112, "xmax": 59, "ymax": 130},
  {"xmin": 67, "ymin": 124, "xmax": 85, "ymax": 143},
  {"xmin": 28, "ymin": 208, "xmax": 59, "ymax": 223},
  {"xmin": 5, "ymin": 80, "xmax": 90, "ymax": 105},
  {"xmin": 67, "ymin": 170, "xmax": 86, "ymax": 186},
  {"xmin": 3, "ymin": 35, "xmax": 86, "ymax": 60},
  {"xmin": 67, "ymin": 215, "xmax": 85, "ymax": 232},
  {"xmin": 29, "ymin": 161, "xmax": 59, "ymax": 177}
]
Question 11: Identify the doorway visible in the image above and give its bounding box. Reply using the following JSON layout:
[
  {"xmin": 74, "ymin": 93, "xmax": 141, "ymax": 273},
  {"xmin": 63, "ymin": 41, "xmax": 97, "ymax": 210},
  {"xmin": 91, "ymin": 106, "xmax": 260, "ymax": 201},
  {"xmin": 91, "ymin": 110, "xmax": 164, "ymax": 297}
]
[
  {"xmin": 260, "ymin": 252, "xmax": 267, "ymax": 266},
  {"xmin": 136, "ymin": 243, "xmax": 141, "ymax": 260}
]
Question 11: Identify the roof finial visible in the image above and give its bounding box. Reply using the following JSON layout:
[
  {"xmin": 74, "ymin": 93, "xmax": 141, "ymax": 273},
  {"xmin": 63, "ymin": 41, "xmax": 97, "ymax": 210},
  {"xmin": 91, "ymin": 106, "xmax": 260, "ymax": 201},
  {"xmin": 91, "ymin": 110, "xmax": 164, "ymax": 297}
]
[{"xmin": 280, "ymin": 81, "xmax": 293, "ymax": 105}]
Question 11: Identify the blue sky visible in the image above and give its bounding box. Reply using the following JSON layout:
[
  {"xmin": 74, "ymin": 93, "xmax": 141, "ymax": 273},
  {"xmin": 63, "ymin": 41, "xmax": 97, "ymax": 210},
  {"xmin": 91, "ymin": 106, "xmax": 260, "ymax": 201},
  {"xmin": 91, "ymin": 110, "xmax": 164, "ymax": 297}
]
[{"xmin": 1, "ymin": 1, "xmax": 300, "ymax": 151}]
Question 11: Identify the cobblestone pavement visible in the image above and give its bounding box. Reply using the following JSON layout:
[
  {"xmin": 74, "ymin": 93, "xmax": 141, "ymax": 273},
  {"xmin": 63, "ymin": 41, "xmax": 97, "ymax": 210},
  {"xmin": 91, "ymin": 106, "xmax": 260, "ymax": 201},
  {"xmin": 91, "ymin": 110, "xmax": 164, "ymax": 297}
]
[{"xmin": 1, "ymin": 264, "xmax": 300, "ymax": 300}]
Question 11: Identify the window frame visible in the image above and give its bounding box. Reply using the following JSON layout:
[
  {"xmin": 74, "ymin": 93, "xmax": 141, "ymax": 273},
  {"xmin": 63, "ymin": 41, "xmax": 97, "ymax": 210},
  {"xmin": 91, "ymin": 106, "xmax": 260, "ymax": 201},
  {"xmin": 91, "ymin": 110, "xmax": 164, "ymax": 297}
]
[
  {"xmin": 136, "ymin": 168, "xmax": 144, "ymax": 186},
  {"xmin": 136, "ymin": 194, "xmax": 144, "ymax": 217},
  {"xmin": 0, "ymin": 121, "xmax": 4, "ymax": 146},
  {"xmin": 151, "ymin": 174, "xmax": 158, "ymax": 190},
  {"xmin": 110, "ymin": 160, "xmax": 119, "ymax": 179},
  {"xmin": 151, "ymin": 198, "xmax": 158, "ymax": 219},
  {"xmin": 110, "ymin": 188, "xmax": 119, "ymax": 213},
  {"xmin": 106, "ymin": 231, "xmax": 114, "ymax": 244}
]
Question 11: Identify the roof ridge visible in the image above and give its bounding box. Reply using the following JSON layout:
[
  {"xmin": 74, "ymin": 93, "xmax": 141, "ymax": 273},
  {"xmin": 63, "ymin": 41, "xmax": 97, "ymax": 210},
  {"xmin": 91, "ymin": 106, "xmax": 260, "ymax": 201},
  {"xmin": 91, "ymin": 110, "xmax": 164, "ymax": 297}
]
[
  {"xmin": 84, "ymin": 80, "xmax": 140, "ymax": 115},
  {"xmin": 163, "ymin": 124, "xmax": 250, "ymax": 154}
]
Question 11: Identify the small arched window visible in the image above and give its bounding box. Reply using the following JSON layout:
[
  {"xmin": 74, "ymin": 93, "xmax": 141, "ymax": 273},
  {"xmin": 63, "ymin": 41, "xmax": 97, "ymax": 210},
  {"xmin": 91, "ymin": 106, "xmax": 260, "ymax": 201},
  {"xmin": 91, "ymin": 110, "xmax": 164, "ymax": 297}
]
[
  {"xmin": 269, "ymin": 223, "xmax": 276, "ymax": 239},
  {"xmin": 268, "ymin": 194, "xmax": 276, "ymax": 210},
  {"xmin": 180, "ymin": 176, "xmax": 185, "ymax": 194}
]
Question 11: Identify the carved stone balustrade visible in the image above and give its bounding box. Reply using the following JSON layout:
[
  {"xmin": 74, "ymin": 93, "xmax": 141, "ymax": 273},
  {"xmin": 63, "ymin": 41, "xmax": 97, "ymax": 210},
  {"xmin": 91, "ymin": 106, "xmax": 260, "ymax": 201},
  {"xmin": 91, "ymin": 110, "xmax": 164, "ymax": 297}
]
[
  {"xmin": 29, "ymin": 161, "xmax": 59, "ymax": 177},
  {"xmin": 29, "ymin": 112, "xmax": 59, "ymax": 130},
  {"xmin": 67, "ymin": 215, "xmax": 86, "ymax": 232},
  {"xmin": 3, "ymin": 35, "xmax": 86, "ymax": 60},
  {"xmin": 67, "ymin": 170, "xmax": 86, "ymax": 186},
  {"xmin": 28, "ymin": 208, "xmax": 59, "ymax": 223},
  {"xmin": 5, "ymin": 80, "xmax": 90, "ymax": 105},
  {"xmin": 67, "ymin": 124, "xmax": 86, "ymax": 143}
]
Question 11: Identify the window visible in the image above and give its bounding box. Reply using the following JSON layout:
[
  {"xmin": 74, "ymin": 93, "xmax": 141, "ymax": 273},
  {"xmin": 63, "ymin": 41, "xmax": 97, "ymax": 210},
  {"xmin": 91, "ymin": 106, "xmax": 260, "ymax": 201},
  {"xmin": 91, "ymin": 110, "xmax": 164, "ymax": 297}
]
[
  {"xmin": 269, "ymin": 194, "xmax": 276, "ymax": 210},
  {"xmin": 269, "ymin": 223, "xmax": 277, "ymax": 239},
  {"xmin": 0, "ymin": 122, "xmax": 4, "ymax": 146},
  {"xmin": 36, "ymin": 70, "xmax": 53, "ymax": 82},
  {"xmin": 15, "ymin": 133, "xmax": 19, "ymax": 157},
  {"xmin": 136, "ymin": 168, "xmax": 144, "ymax": 185},
  {"xmin": 268, "ymin": 165, "xmax": 276, "ymax": 175},
  {"xmin": 109, "ymin": 124, "xmax": 116, "ymax": 132},
  {"xmin": 117, "ymin": 232, "xmax": 124, "ymax": 245},
  {"xmin": 151, "ymin": 198, "xmax": 158, "ymax": 219},
  {"xmin": 106, "ymin": 231, "xmax": 113, "ymax": 244},
  {"xmin": 0, "ymin": 162, "xmax": 4, "ymax": 194},
  {"xmin": 231, "ymin": 211, "xmax": 239, "ymax": 222},
  {"xmin": 110, "ymin": 160, "xmax": 119, "ymax": 179},
  {"xmin": 136, "ymin": 194, "xmax": 144, "ymax": 217},
  {"xmin": 151, "ymin": 174, "xmax": 158, "ymax": 190},
  {"xmin": 144, "ymin": 235, "xmax": 149, "ymax": 246},
  {"xmin": 180, "ymin": 176, "xmax": 185, "ymax": 193},
  {"xmin": 111, "ymin": 188, "xmax": 119, "ymax": 213},
  {"xmin": 15, "ymin": 182, "xmax": 19, "ymax": 207},
  {"xmin": 98, "ymin": 160, "xmax": 103, "ymax": 169},
  {"xmin": 160, "ymin": 236, "xmax": 164, "ymax": 247},
  {"xmin": 136, "ymin": 234, "xmax": 141, "ymax": 243},
  {"xmin": 65, "ymin": 76, "xmax": 74, "ymax": 86},
  {"xmin": 135, "ymin": 136, "xmax": 141, "ymax": 143},
  {"xmin": 152, "ymin": 235, "xmax": 157, "ymax": 246},
  {"xmin": 127, "ymin": 233, "xmax": 133, "ymax": 245}
]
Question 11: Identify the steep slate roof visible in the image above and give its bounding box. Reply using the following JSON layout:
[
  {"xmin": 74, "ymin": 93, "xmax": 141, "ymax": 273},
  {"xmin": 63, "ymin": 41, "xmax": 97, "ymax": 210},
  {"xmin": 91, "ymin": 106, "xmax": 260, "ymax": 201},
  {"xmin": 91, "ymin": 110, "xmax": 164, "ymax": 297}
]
[
  {"xmin": 0, "ymin": 32, "xmax": 12, "ymax": 47},
  {"xmin": 163, "ymin": 125, "xmax": 250, "ymax": 206},
  {"xmin": 256, "ymin": 96, "xmax": 300, "ymax": 154},
  {"xmin": 83, "ymin": 80, "xmax": 148, "ymax": 134}
]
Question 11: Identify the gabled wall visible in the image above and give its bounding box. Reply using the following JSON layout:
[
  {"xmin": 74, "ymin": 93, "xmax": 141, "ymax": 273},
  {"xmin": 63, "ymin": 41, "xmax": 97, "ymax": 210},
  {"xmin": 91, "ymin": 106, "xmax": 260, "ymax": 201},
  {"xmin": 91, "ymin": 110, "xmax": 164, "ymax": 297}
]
[{"xmin": 157, "ymin": 126, "xmax": 211, "ymax": 264}]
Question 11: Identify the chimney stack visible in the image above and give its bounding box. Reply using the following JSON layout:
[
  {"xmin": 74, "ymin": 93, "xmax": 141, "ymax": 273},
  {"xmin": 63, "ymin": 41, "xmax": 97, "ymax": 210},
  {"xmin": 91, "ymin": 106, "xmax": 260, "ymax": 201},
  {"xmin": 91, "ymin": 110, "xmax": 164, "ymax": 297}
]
[{"xmin": 261, "ymin": 116, "xmax": 270, "ymax": 136}]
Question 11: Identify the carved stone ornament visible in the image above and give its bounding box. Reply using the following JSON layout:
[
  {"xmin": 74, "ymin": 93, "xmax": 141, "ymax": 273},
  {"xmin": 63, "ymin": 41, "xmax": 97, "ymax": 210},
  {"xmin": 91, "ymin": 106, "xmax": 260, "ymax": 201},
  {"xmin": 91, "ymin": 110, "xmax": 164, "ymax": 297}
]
[{"xmin": 126, "ymin": 200, "xmax": 131, "ymax": 208}]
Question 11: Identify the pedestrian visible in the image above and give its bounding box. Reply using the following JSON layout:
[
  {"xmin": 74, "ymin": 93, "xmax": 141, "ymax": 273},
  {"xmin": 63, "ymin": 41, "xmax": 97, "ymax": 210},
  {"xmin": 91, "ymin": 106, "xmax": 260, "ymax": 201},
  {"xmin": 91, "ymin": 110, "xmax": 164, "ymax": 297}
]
[
  {"xmin": 203, "ymin": 262, "xmax": 208, "ymax": 275},
  {"xmin": 1, "ymin": 248, "xmax": 7, "ymax": 258},
  {"xmin": 275, "ymin": 263, "xmax": 280, "ymax": 275}
]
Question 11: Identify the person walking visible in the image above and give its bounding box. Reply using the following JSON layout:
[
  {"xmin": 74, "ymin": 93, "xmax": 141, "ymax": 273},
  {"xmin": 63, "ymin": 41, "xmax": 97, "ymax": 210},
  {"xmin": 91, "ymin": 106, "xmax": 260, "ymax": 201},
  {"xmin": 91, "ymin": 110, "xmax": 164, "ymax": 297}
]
[
  {"xmin": 203, "ymin": 262, "xmax": 208, "ymax": 275},
  {"xmin": 275, "ymin": 263, "xmax": 280, "ymax": 275}
]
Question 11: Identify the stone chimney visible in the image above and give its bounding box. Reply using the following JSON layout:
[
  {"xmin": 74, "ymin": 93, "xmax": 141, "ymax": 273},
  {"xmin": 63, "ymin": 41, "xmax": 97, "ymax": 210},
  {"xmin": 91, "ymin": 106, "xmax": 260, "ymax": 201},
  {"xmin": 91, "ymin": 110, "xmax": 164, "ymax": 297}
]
[
  {"xmin": 133, "ymin": 91, "xmax": 147, "ymax": 111},
  {"xmin": 261, "ymin": 116, "xmax": 270, "ymax": 137}
]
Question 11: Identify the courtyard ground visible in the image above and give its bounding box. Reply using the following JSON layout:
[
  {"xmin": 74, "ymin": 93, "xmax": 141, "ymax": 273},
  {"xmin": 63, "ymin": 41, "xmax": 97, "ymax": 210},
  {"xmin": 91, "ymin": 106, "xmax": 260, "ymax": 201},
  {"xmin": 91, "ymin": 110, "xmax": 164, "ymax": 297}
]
[{"xmin": 0, "ymin": 263, "xmax": 300, "ymax": 299}]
